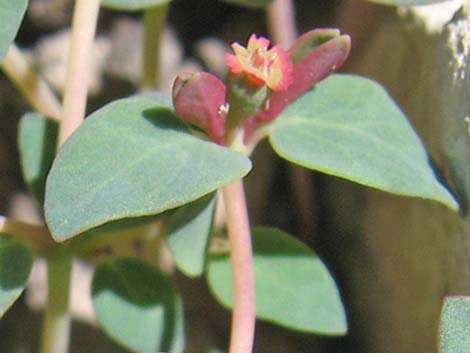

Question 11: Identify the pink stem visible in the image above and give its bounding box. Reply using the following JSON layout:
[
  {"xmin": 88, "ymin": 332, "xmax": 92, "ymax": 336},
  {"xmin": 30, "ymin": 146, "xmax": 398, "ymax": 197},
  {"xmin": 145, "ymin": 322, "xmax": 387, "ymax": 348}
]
[
  {"xmin": 222, "ymin": 180, "xmax": 255, "ymax": 353},
  {"xmin": 58, "ymin": 0, "xmax": 100, "ymax": 147}
]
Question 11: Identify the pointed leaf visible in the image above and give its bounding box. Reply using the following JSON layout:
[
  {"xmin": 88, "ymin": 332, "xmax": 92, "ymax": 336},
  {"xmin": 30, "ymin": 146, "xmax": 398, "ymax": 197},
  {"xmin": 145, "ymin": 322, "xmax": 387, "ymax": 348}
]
[
  {"xmin": 440, "ymin": 296, "xmax": 470, "ymax": 353},
  {"xmin": 101, "ymin": 0, "xmax": 171, "ymax": 11},
  {"xmin": 207, "ymin": 227, "xmax": 347, "ymax": 334},
  {"xmin": 0, "ymin": 0, "xmax": 28, "ymax": 60},
  {"xmin": 92, "ymin": 258, "xmax": 184, "ymax": 353},
  {"xmin": 18, "ymin": 113, "xmax": 58, "ymax": 204},
  {"xmin": 0, "ymin": 235, "xmax": 33, "ymax": 317},
  {"xmin": 166, "ymin": 194, "xmax": 216, "ymax": 277},
  {"xmin": 45, "ymin": 97, "xmax": 252, "ymax": 241},
  {"xmin": 269, "ymin": 74, "xmax": 458, "ymax": 210}
]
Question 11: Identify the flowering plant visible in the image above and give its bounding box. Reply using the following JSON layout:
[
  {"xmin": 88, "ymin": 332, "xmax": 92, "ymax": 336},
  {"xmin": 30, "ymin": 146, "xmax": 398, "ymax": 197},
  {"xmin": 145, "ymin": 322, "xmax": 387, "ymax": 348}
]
[
  {"xmin": 173, "ymin": 29, "xmax": 351, "ymax": 148},
  {"xmin": 0, "ymin": 1, "xmax": 459, "ymax": 353}
]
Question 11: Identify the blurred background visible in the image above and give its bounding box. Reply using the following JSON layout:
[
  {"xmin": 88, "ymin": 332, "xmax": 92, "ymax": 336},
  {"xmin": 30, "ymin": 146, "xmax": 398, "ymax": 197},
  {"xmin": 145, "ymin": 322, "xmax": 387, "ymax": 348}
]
[{"xmin": 1, "ymin": 0, "xmax": 469, "ymax": 352}]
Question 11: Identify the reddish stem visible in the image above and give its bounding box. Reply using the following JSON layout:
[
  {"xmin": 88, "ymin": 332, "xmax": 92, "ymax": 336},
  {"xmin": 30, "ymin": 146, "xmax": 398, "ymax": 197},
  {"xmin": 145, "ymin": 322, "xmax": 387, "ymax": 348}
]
[{"xmin": 222, "ymin": 180, "xmax": 255, "ymax": 353}]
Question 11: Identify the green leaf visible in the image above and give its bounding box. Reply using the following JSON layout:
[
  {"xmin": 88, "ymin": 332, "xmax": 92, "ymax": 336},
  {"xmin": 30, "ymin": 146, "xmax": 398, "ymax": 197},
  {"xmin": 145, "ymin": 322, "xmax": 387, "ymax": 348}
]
[
  {"xmin": 166, "ymin": 194, "xmax": 216, "ymax": 277},
  {"xmin": 365, "ymin": 0, "xmax": 450, "ymax": 5},
  {"xmin": 0, "ymin": 235, "xmax": 33, "ymax": 317},
  {"xmin": 18, "ymin": 113, "xmax": 58, "ymax": 204},
  {"xmin": 269, "ymin": 74, "xmax": 458, "ymax": 211},
  {"xmin": 0, "ymin": 0, "xmax": 28, "ymax": 60},
  {"xmin": 101, "ymin": 0, "xmax": 171, "ymax": 11},
  {"xmin": 220, "ymin": 0, "xmax": 273, "ymax": 8},
  {"xmin": 207, "ymin": 227, "xmax": 347, "ymax": 334},
  {"xmin": 44, "ymin": 97, "xmax": 251, "ymax": 242},
  {"xmin": 440, "ymin": 296, "xmax": 470, "ymax": 353},
  {"xmin": 92, "ymin": 258, "xmax": 184, "ymax": 353}
]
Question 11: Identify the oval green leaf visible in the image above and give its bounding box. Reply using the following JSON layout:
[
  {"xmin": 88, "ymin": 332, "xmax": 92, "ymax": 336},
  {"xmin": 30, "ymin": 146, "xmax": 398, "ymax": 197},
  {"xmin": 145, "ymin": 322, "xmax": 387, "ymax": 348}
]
[
  {"xmin": 269, "ymin": 74, "xmax": 458, "ymax": 211},
  {"xmin": 166, "ymin": 194, "xmax": 216, "ymax": 277},
  {"xmin": 0, "ymin": 235, "xmax": 33, "ymax": 317},
  {"xmin": 101, "ymin": 0, "xmax": 171, "ymax": 11},
  {"xmin": 18, "ymin": 113, "xmax": 58, "ymax": 204},
  {"xmin": 0, "ymin": 0, "xmax": 28, "ymax": 60},
  {"xmin": 44, "ymin": 97, "xmax": 251, "ymax": 242},
  {"xmin": 220, "ymin": 0, "xmax": 273, "ymax": 8},
  {"xmin": 207, "ymin": 227, "xmax": 347, "ymax": 334},
  {"xmin": 92, "ymin": 258, "xmax": 184, "ymax": 353},
  {"xmin": 440, "ymin": 296, "xmax": 470, "ymax": 353}
]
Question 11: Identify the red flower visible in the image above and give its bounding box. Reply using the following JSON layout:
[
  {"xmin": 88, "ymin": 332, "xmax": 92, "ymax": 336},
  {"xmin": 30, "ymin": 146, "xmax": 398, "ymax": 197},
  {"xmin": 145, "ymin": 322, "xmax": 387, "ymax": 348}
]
[{"xmin": 225, "ymin": 34, "xmax": 293, "ymax": 92}]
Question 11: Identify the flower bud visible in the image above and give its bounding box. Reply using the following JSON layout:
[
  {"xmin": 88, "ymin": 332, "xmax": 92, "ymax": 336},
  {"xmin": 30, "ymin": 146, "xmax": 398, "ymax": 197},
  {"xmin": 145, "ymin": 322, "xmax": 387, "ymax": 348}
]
[{"xmin": 172, "ymin": 72, "xmax": 227, "ymax": 144}]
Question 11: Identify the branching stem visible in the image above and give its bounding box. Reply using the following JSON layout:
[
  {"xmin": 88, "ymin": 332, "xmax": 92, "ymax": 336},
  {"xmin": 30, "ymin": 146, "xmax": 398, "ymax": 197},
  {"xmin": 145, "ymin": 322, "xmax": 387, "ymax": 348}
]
[
  {"xmin": 1, "ymin": 44, "xmax": 61, "ymax": 120},
  {"xmin": 222, "ymin": 179, "xmax": 255, "ymax": 353},
  {"xmin": 0, "ymin": 215, "xmax": 53, "ymax": 254}
]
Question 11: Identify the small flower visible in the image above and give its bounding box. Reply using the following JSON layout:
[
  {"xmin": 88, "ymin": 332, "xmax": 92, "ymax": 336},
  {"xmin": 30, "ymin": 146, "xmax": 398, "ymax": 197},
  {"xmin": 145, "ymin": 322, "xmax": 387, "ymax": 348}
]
[{"xmin": 226, "ymin": 34, "xmax": 293, "ymax": 92}]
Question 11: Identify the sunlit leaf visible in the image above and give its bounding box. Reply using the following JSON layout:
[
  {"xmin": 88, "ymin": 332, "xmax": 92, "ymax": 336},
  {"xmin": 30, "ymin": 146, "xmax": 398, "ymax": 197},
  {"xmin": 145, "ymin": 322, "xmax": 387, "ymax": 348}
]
[
  {"xmin": 269, "ymin": 74, "xmax": 458, "ymax": 210},
  {"xmin": 207, "ymin": 227, "xmax": 347, "ymax": 334},
  {"xmin": 45, "ymin": 97, "xmax": 251, "ymax": 241}
]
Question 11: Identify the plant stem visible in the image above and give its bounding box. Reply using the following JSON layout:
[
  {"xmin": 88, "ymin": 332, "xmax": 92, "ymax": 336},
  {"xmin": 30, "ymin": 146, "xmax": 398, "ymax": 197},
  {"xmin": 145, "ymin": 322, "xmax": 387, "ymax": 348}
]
[
  {"xmin": 0, "ymin": 215, "xmax": 53, "ymax": 254},
  {"xmin": 266, "ymin": 0, "xmax": 297, "ymax": 48},
  {"xmin": 39, "ymin": 253, "xmax": 72, "ymax": 353},
  {"xmin": 142, "ymin": 3, "xmax": 169, "ymax": 90},
  {"xmin": 39, "ymin": 1, "xmax": 100, "ymax": 352},
  {"xmin": 222, "ymin": 179, "xmax": 255, "ymax": 353},
  {"xmin": 58, "ymin": 0, "xmax": 100, "ymax": 146},
  {"xmin": 1, "ymin": 44, "xmax": 61, "ymax": 120}
]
